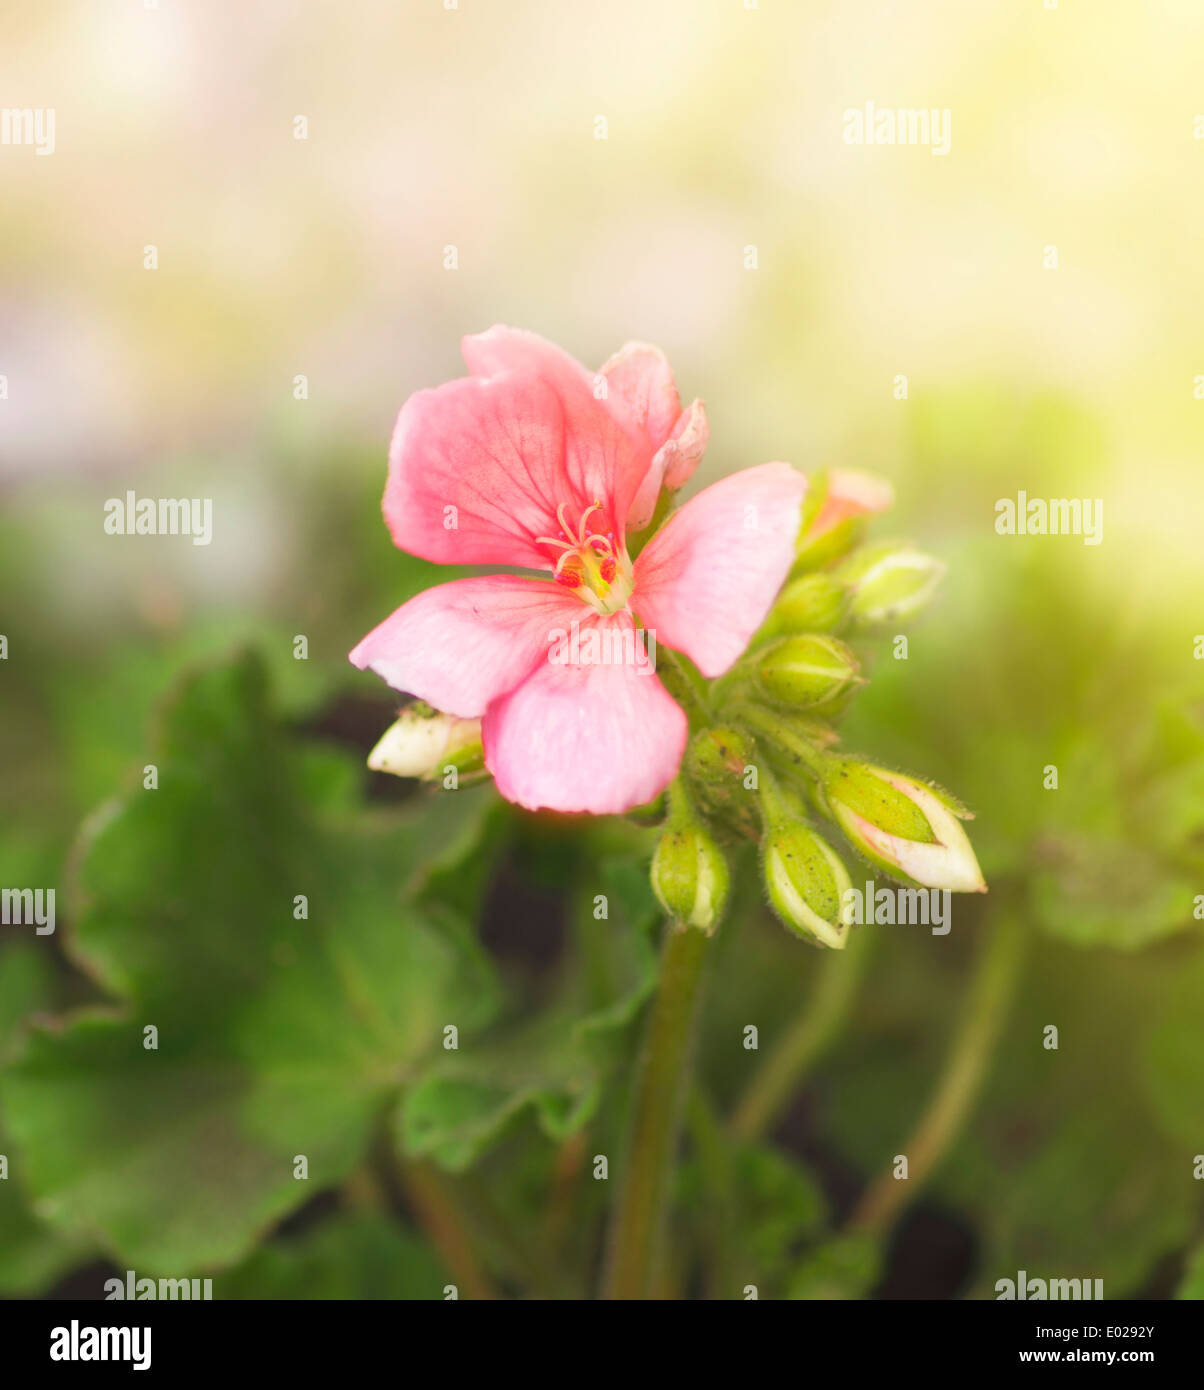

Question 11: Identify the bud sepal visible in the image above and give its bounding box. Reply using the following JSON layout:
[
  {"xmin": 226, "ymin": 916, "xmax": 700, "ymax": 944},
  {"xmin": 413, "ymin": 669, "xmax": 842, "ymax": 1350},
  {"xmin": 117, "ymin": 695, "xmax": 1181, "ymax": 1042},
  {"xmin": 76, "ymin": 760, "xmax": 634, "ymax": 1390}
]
[{"xmin": 650, "ymin": 782, "xmax": 732, "ymax": 934}]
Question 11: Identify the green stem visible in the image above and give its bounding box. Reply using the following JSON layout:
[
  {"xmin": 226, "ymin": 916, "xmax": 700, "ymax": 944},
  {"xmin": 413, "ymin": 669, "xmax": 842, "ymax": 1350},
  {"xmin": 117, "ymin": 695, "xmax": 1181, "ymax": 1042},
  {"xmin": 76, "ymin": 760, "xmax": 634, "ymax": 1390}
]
[
  {"xmin": 730, "ymin": 924, "xmax": 875, "ymax": 1141},
  {"xmin": 847, "ymin": 909, "xmax": 1025, "ymax": 1235},
  {"xmin": 657, "ymin": 646, "xmax": 712, "ymax": 727},
  {"xmin": 733, "ymin": 701, "xmax": 830, "ymax": 779},
  {"xmin": 602, "ymin": 920, "xmax": 712, "ymax": 1299},
  {"xmin": 393, "ymin": 1157, "xmax": 500, "ymax": 1300}
]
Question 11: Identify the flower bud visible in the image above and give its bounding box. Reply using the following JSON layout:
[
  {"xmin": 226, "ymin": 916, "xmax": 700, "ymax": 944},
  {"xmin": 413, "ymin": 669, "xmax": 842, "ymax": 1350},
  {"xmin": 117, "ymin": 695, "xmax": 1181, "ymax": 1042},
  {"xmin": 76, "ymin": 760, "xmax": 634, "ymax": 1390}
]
[
  {"xmin": 822, "ymin": 760, "xmax": 986, "ymax": 893},
  {"xmin": 755, "ymin": 635, "xmax": 861, "ymax": 711},
  {"xmin": 685, "ymin": 726, "xmax": 760, "ymax": 838},
  {"xmin": 758, "ymin": 573, "xmax": 850, "ymax": 640},
  {"xmin": 367, "ymin": 703, "xmax": 483, "ymax": 780},
  {"xmin": 793, "ymin": 469, "xmax": 894, "ymax": 573},
  {"xmin": 835, "ymin": 541, "xmax": 945, "ymax": 628},
  {"xmin": 762, "ymin": 821, "xmax": 854, "ymax": 949},
  {"xmin": 651, "ymin": 792, "xmax": 731, "ymax": 934}
]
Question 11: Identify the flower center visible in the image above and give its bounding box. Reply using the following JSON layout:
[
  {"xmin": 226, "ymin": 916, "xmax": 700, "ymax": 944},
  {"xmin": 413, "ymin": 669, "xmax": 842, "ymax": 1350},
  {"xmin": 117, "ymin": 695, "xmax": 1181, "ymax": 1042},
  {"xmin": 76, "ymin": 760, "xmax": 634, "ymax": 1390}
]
[{"xmin": 536, "ymin": 500, "xmax": 634, "ymax": 615}]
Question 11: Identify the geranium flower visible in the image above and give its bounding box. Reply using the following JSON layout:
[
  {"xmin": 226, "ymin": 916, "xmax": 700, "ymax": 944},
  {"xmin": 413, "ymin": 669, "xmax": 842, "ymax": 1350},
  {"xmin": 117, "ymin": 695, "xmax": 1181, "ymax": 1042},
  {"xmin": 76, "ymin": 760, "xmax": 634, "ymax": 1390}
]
[{"xmin": 351, "ymin": 328, "xmax": 875, "ymax": 814}]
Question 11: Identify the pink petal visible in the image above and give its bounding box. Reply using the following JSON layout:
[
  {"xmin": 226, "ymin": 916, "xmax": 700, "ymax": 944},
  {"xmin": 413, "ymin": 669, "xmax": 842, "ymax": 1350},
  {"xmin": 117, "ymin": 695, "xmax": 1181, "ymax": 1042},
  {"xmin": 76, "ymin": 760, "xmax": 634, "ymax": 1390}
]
[
  {"xmin": 461, "ymin": 325, "xmax": 594, "ymax": 391},
  {"xmin": 383, "ymin": 362, "xmax": 650, "ymax": 567},
  {"xmin": 659, "ymin": 398, "xmax": 709, "ymax": 491},
  {"xmin": 597, "ymin": 342, "xmax": 682, "ymax": 451},
  {"xmin": 811, "ymin": 469, "xmax": 894, "ymax": 536},
  {"xmin": 626, "ymin": 399, "xmax": 712, "ymax": 532},
  {"xmin": 632, "ymin": 462, "xmax": 806, "ymax": 677},
  {"xmin": 459, "ymin": 325, "xmax": 653, "ymax": 536},
  {"xmin": 482, "ymin": 612, "xmax": 688, "ymax": 813},
  {"xmin": 349, "ymin": 575, "xmax": 582, "ymax": 718},
  {"xmin": 602, "ymin": 345, "xmax": 709, "ymax": 531}
]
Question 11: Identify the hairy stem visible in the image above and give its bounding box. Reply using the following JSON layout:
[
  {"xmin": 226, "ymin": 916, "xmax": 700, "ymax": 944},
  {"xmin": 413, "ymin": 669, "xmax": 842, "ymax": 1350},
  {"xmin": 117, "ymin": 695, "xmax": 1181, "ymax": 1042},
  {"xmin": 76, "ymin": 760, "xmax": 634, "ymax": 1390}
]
[{"xmin": 602, "ymin": 920, "xmax": 712, "ymax": 1299}]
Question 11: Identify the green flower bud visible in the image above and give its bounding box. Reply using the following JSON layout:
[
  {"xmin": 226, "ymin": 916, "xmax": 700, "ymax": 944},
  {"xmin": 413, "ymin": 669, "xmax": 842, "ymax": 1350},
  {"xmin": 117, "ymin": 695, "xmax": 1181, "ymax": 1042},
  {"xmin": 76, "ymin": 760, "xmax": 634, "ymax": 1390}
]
[
  {"xmin": 651, "ymin": 787, "xmax": 731, "ymax": 934},
  {"xmin": 367, "ymin": 703, "xmax": 483, "ymax": 780},
  {"xmin": 685, "ymin": 726, "xmax": 760, "ymax": 839},
  {"xmin": 762, "ymin": 821, "xmax": 855, "ymax": 949},
  {"xmin": 686, "ymin": 726, "xmax": 757, "ymax": 788},
  {"xmin": 755, "ymin": 635, "xmax": 861, "ymax": 711},
  {"xmin": 822, "ymin": 759, "xmax": 986, "ymax": 893},
  {"xmin": 758, "ymin": 573, "xmax": 850, "ymax": 640},
  {"xmin": 835, "ymin": 541, "xmax": 945, "ymax": 628}
]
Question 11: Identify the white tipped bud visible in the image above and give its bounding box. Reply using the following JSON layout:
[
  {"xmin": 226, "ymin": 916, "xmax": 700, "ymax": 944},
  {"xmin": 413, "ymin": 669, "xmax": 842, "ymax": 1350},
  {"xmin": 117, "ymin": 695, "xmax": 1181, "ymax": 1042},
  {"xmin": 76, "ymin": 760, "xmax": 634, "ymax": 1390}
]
[
  {"xmin": 823, "ymin": 761, "xmax": 986, "ymax": 893},
  {"xmin": 367, "ymin": 705, "xmax": 483, "ymax": 780},
  {"xmin": 651, "ymin": 790, "xmax": 731, "ymax": 934},
  {"xmin": 763, "ymin": 823, "xmax": 855, "ymax": 949}
]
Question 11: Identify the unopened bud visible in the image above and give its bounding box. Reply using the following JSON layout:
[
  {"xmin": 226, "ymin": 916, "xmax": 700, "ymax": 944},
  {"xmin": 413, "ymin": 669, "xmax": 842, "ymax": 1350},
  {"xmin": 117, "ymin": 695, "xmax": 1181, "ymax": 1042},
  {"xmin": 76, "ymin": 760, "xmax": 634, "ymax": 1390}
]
[
  {"xmin": 762, "ymin": 821, "xmax": 854, "ymax": 949},
  {"xmin": 759, "ymin": 573, "xmax": 850, "ymax": 640},
  {"xmin": 793, "ymin": 469, "xmax": 894, "ymax": 573},
  {"xmin": 651, "ymin": 791, "xmax": 731, "ymax": 934},
  {"xmin": 685, "ymin": 726, "xmax": 760, "ymax": 838},
  {"xmin": 836, "ymin": 541, "xmax": 945, "ymax": 628},
  {"xmin": 755, "ymin": 635, "xmax": 861, "ymax": 711},
  {"xmin": 822, "ymin": 760, "xmax": 986, "ymax": 893},
  {"xmin": 367, "ymin": 704, "xmax": 483, "ymax": 780}
]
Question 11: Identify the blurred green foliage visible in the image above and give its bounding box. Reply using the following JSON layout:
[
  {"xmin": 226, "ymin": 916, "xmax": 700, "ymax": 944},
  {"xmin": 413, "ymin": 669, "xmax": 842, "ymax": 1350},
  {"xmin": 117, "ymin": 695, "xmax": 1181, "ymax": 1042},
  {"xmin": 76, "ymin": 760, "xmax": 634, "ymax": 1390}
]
[{"xmin": 1, "ymin": 410, "xmax": 1201, "ymax": 1300}]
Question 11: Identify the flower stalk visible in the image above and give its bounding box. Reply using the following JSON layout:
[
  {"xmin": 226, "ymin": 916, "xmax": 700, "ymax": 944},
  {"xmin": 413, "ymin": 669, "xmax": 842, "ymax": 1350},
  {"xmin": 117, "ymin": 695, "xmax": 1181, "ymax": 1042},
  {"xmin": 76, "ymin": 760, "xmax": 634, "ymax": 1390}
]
[{"xmin": 602, "ymin": 917, "xmax": 712, "ymax": 1299}]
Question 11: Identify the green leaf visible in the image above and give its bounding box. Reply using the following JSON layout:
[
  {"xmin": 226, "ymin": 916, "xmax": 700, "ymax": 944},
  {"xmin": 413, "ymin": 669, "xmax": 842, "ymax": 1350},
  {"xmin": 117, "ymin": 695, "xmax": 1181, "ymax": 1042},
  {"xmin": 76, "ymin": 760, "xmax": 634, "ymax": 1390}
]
[
  {"xmin": 681, "ymin": 1138, "xmax": 827, "ymax": 1296},
  {"xmin": 0, "ymin": 945, "xmax": 93, "ymax": 1293},
  {"xmin": 1, "ymin": 652, "xmax": 501, "ymax": 1272},
  {"xmin": 787, "ymin": 1232, "xmax": 882, "ymax": 1300},
  {"xmin": 220, "ymin": 1212, "xmax": 449, "ymax": 1299},
  {"xmin": 397, "ymin": 856, "xmax": 659, "ymax": 1170}
]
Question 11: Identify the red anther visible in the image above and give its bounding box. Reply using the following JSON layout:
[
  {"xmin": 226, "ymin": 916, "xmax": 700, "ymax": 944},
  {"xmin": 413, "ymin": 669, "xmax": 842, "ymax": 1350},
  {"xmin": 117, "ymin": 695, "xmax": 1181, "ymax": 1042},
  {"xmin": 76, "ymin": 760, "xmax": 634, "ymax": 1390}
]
[
  {"xmin": 600, "ymin": 556, "xmax": 617, "ymax": 583},
  {"xmin": 555, "ymin": 568, "xmax": 583, "ymax": 589}
]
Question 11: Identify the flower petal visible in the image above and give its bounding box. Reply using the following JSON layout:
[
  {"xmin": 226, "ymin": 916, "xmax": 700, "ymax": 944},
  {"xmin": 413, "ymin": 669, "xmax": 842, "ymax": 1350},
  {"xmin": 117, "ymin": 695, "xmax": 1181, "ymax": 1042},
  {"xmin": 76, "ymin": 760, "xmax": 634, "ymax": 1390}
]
[
  {"xmin": 632, "ymin": 462, "xmax": 806, "ymax": 677},
  {"xmin": 626, "ymin": 397, "xmax": 712, "ymax": 532},
  {"xmin": 349, "ymin": 575, "xmax": 581, "ymax": 718},
  {"xmin": 384, "ymin": 338, "xmax": 654, "ymax": 567},
  {"xmin": 459, "ymin": 325, "xmax": 652, "ymax": 534},
  {"xmin": 600, "ymin": 345, "xmax": 711, "ymax": 531},
  {"xmin": 597, "ymin": 341, "xmax": 682, "ymax": 451},
  {"xmin": 659, "ymin": 398, "xmax": 709, "ymax": 491},
  {"xmin": 461, "ymin": 325, "xmax": 594, "ymax": 392},
  {"xmin": 482, "ymin": 612, "xmax": 688, "ymax": 813}
]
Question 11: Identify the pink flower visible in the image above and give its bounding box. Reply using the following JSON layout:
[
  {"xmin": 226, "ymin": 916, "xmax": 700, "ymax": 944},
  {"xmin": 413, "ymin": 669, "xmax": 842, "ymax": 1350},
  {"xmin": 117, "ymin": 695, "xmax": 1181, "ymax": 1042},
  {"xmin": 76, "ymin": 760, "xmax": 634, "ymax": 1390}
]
[{"xmin": 350, "ymin": 327, "xmax": 807, "ymax": 814}]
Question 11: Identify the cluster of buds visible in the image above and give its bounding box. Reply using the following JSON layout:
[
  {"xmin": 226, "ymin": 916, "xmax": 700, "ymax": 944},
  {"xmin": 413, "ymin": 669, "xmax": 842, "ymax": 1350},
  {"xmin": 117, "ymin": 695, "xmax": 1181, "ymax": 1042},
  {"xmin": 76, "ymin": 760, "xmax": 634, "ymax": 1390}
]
[
  {"xmin": 367, "ymin": 465, "xmax": 982, "ymax": 946},
  {"xmin": 648, "ymin": 470, "xmax": 984, "ymax": 943}
]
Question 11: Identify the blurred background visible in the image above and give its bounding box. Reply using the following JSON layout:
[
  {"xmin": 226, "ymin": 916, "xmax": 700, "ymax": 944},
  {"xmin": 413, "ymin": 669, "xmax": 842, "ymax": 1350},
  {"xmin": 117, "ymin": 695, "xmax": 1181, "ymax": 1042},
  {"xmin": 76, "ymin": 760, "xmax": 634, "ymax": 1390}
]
[{"xmin": 1, "ymin": 0, "xmax": 1202, "ymax": 1300}]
